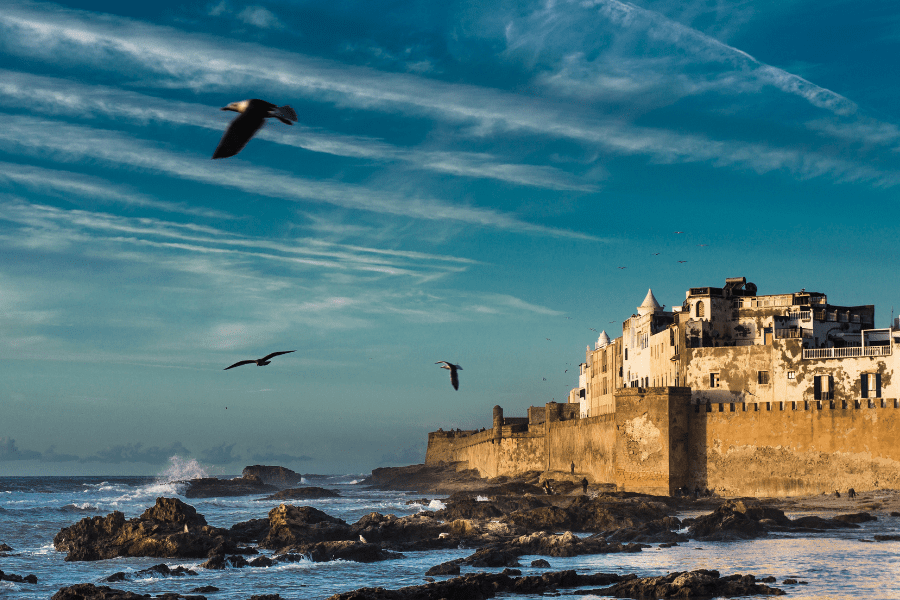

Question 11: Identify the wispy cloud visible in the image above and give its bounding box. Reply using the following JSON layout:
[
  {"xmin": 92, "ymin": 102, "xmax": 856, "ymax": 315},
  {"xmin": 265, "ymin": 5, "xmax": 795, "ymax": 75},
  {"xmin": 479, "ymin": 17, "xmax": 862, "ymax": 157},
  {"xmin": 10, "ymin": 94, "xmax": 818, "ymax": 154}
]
[
  {"xmin": 0, "ymin": 115, "xmax": 599, "ymax": 238},
  {"xmin": 200, "ymin": 443, "xmax": 241, "ymax": 464},
  {"xmin": 0, "ymin": 69, "xmax": 593, "ymax": 192},
  {"xmin": 1, "ymin": 2, "xmax": 896, "ymax": 186},
  {"xmin": 82, "ymin": 442, "xmax": 191, "ymax": 464},
  {"xmin": 0, "ymin": 437, "xmax": 42, "ymax": 460}
]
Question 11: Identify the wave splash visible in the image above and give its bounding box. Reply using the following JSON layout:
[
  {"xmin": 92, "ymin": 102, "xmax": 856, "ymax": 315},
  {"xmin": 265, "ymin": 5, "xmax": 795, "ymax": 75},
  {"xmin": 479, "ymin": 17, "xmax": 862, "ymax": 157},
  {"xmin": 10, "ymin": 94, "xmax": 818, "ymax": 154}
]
[{"xmin": 157, "ymin": 455, "xmax": 209, "ymax": 483}]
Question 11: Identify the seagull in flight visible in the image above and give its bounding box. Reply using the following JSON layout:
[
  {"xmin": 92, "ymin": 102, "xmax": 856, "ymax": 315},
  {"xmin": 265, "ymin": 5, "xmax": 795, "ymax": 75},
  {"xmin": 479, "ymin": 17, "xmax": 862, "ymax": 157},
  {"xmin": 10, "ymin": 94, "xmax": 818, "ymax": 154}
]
[
  {"xmin": 697, "ymin": 244, "xmax": 708, "ymax": 247},
  {"xmin": 618, "ymin": 266, "xmax": 626, "ymax": 269},
  {"xmin": 435, "ymin": 361, "xmax": 462, "ymax": 390},
  {"xmin": 213, "ymin": 99, "xmax": 298, "ymax": 159},
  {"xmin": 224, "ymin": 351, "xmax": 295, "ymax": 370},
  {"xmin": 678, "ymin": 260, "xmax": 688, "ymax": 263},
  {"xmin": 674, "ymin": 231, "xmax": 684, "ymax": 234}
]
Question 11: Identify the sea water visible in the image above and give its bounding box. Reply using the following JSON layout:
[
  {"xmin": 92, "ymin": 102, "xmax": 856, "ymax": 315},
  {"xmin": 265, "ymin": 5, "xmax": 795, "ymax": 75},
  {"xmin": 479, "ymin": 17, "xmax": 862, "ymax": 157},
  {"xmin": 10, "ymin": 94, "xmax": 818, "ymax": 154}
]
[{"xmin": 1, "ymin": 463, "xmax": 899, "ymax": 599}]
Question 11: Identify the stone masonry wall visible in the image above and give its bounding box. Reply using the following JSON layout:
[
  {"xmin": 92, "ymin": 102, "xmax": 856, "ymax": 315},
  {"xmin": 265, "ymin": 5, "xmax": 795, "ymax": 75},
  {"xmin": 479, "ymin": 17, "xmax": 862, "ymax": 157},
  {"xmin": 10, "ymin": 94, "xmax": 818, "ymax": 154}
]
[
  {"xmin": 688, "ymin": 400, "xmax": 900, "ymax": 496},
  {"xmin": 546, "ymin": 415, "xmax": 616, "ymax": 482}
]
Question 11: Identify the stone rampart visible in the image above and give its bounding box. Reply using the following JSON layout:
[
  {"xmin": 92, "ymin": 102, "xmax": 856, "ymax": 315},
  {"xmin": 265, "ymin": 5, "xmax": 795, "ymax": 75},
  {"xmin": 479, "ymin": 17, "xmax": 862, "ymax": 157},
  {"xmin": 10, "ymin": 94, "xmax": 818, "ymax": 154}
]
[{"xmin": 689, "ymin": 398, "xmax": 900, "ymax": 496}]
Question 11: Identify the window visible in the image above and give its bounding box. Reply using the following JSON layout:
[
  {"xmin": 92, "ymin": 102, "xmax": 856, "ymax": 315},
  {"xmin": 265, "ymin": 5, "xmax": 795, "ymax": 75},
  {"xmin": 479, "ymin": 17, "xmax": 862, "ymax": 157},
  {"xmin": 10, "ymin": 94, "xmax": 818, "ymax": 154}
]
[
  {"xmin": 697, "ymin": 301, "xmax": 705, "ymax": 318},
  {"xmin": 861, "ymin": 373, "xmax": 882, "ymax": 398},
  {"xmin": 710, "ymin": 372, "xmax": 720, "ymax": 388},
  {"xmin": 758, "ymin": 371, "xmax": 770, "ymax": 385},
  {"xmin": 787, "ymin": 371, "xmax": 796, "ymax": 380},
  {"xmin": 814, "ymin": 375, "xmax": 833, "ymax": 401}
]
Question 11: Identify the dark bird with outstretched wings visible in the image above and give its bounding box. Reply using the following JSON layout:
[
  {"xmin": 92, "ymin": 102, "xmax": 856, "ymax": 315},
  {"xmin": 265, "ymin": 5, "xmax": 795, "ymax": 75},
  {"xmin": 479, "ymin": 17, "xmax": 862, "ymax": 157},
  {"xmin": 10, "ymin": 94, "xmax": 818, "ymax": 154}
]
[
  {"xmin": 224, "ymin": 351, "xmax": 295, "ymax": 370},
  {"xmin": 213, "ymin": 99, "xmax": 297, "ymax": 159},
  {"xmin": 435, "ymin": 361, "xmax": 462, "ymax": 390}
]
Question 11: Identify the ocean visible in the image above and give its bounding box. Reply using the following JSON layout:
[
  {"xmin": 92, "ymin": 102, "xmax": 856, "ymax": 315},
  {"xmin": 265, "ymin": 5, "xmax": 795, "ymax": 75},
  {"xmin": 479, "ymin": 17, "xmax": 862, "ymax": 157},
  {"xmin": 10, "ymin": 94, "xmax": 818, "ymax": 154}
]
[{"xmin": 1, "ymin": 461, "xmax": 899, "ymax": 599}]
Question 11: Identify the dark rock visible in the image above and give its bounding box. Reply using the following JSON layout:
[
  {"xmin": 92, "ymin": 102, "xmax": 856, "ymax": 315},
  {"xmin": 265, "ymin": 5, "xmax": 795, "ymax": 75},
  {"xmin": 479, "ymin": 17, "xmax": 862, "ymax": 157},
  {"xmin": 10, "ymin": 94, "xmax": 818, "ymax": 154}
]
[
  {"xmin": 788, "ymin": 516, "xmax": 859, "ymax": 530},
  {"xmin": 227, "ymin": 554, "xmax": 249, "ymax": 568},
  {"xmin": 0, "ymin": 543, "xmax": 12, "ymax": 551},
  {"xmin": 0, "ymin": 569, "xmax": 37, "ymax": 584},
  {"xmin": 501, "ymin": 568, "xmax": 522, "ymax": 576},
  {"xmin": 105, "ymin": 572, "xmax": 127, "ymax": 582},
  {"xmin": 289, "ymin": 540, "xmax": 404, "ymax": 563},
  {"xmin": 260, "ymin": 504, "xmax": 351, "ymax": 549},
  {"xmin": 687, "ymin": 501, "xmax": 770, "ymax": 541},
  {"xmin": 488, "ymin": 530, "xmax": 644, "ymax": 558},
  {"xmin": 589, "ymin": 569, "xmax": 785, "ymax": 598},
  {"xmin": 191, "ymin": 587, "xmax": 219, "ymax": 593},
  {"xmin": 425, "ymin": 560, "xmax": 461, "ymax": 576},
  {"xmin": 51, "ymin": 583, "xmax": 195, "ymax": 599},
  {"xmin": 361, "ymin": 463, "xmax": 488, "ymax": 494},
  {"xmin": 183, "ymin": 476, "xmax": 277, "ymax": 499},
  {"xmin": 53, "ymin": 498, "xmax": 244, "ymax": 561},
  {"xmin": 874, "ymin": 535, "xmax": 900, "ymax": 541},
  {"xmin": 325, "ymin": 570, "xmax": 629, "ymax": 600},
  {"xmin": 351, "ymin": 511, "xmax": 450, "ymax": 550},
  {"xmin": 262, "ymin": 487, "xmax": 341, "ymax": 501},
  {"xmin": 760, "ymin": 576, "xmax": 776, "ymax": 583},
  {"xmin": 249, "ymin": 595, "xmax": 283, "ymax": 600},
  {"xmin": 783, "ymin": 579, "xmax": 798, "ymax": 584},
  {"xmin": 405, "ymin": 498, "xmax": 430, "ymax": 505},
  {"xmin": 200, "ymin": 555, "xmax": 226, "ymax": 570},
  {"xmin": 465, "ymin": 547, "xmax": 521, "ymax": 567},
  {"xmin": 607, "ymin": 517, "xmax": 686, "ymax": 544},
  {"xmin": 890, "ymin": 511, "xmax": 900, "ymax": 517},
  {"xmin": 243, "ymin": 465, "xmax": 304, "ymax": 487},
  {"xmin": 249, "ymin": 556, "xmax": 274, "ymax": 567},
  {"xmin": 833, "ymin": 512, "xmax": 877, "ymax": 524}
]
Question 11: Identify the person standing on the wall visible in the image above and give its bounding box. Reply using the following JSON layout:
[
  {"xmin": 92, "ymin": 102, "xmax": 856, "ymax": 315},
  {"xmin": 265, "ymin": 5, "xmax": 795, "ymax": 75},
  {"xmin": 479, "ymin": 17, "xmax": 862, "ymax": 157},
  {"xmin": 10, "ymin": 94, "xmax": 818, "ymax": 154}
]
[{"xmin": 570, "ymin": 461, "xmax": 575, "ymax": 475}]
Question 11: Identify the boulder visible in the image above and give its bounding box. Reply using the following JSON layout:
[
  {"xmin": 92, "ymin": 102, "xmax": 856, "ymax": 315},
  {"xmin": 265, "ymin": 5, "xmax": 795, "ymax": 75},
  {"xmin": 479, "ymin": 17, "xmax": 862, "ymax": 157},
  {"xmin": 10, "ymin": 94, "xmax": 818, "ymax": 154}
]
[
  {"xmin": 425, "ymin": 561, "xmax": 461, "ymax": 576},
  {"xmin": 53, "ymin": 497, "xmax": 244, "ymax": 561},
  {"xmin": 259, "ymin": 504, "xmax": 352, "ymax": 549},
  {"xmin": 588, "ymin": 569, "xmax": 785, "ymax": 598},
  {"xmin": 51, "ymin": 583, "xmax": 204, "ymax": 599},
  {"xmin": 242, "ymin": 465, "xmax": 305, "ymax": 487},
  {"xmin": 686, "ymin": 501, "xmax": 770, "ymax": 541},
  {"xmin": 531, "ymin": 559, "xmax": 551, "ymax": 568},
  {"xmin": 0, "ymin": 569, "xmax": 37, "ymax": 584},
  {"xmin": 183, "ymin": 476, "xmax": 277, "ymax": 498},
  {"xmin": 106, "ymin": 564, "xmax": 197, "ymax": 581},
  {"xmin": 833, "ymin": 512, "xmax": 877, "ymax": 524},
  {"xmin": 288, "ymin": 540, "xmax": 404, "ymax": 563}
]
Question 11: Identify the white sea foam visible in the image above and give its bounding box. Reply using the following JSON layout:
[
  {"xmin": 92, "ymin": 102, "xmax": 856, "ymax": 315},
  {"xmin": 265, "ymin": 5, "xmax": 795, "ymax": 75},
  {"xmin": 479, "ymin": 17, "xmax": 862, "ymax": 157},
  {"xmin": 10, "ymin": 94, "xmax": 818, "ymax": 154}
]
[
  {"xmin": 427, "ymin": 499, "xmax": 446, "ymax": 510},
  {"xmin": 158, "ymin": 455, "xmax": 209, "ymax": 482},
  {"xmin": 476, "ymin": 495, "xmax": 489, "ymax": 502}
]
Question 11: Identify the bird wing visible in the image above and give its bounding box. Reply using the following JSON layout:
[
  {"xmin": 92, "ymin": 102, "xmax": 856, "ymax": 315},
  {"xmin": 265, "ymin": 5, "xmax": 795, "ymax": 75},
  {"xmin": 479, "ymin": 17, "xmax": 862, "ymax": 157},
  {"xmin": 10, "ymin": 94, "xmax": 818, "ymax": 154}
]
[
  {"xmin": 435, "ymin": 361, "xmax": 450, "ymax": 367},
  {"xmin": 213, "ymin": 112, "xmax": 266, "ymax": 159},
  {"xmin": 450, "ymin": 367, "xmax": 459, "ymax": 390},
  {"xmin": 261, "ymin": 350, "xmax": 295, "ymax": 361},
  {"xmin": 224, "ymin": 360, "xmax": 255, "ymax": 370}
]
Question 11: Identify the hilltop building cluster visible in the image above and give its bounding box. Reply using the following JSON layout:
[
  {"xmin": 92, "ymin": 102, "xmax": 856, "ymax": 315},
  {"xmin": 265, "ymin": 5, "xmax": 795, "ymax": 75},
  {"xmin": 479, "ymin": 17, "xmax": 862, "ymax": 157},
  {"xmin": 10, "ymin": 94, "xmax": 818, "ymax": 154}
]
[{"xmin": 426, "ymin": 277, "xmax": 900, "ymax": 497}]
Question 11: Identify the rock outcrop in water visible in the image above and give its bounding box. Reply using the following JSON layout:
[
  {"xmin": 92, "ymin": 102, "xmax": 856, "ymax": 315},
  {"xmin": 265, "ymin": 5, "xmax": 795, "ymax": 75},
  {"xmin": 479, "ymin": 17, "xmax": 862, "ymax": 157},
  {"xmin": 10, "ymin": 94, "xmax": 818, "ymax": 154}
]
[
  {"xmin": 183, "ymin": 475, "xmax": 277, "ymax": 498},
  {"xmin": 52, "ymin": 583, "xmax": 206, "ymax": 599},
  {"xmin": 0, "ymin": 569, "xmax": 37, "ymax": 584},
  {"xmin": 53, "ymin": 497, "xmax": 249, "ymax": 561},
  {"xmin": 242, "ymin": 465, "xmax": 304, "ymax": 487},
  {"xmin": 587, "ymin": 569, "xmax": 785, "ymax": 598}
]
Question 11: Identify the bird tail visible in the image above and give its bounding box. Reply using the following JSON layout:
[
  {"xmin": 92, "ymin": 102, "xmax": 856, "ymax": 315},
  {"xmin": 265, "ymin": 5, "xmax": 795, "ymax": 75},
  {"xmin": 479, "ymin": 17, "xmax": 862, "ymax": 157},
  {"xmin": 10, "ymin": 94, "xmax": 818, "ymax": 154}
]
[{"xmin": 272, "ymin": 105, "xmax": 297, "ymax": 125}]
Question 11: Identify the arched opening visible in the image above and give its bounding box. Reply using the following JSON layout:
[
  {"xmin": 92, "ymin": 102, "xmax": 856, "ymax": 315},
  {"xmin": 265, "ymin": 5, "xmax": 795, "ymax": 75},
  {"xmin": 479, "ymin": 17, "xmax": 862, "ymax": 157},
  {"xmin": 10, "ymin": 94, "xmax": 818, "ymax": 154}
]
[{"xmin": 696, "ymin": 300, "xmax": 705, "ymax": 318}]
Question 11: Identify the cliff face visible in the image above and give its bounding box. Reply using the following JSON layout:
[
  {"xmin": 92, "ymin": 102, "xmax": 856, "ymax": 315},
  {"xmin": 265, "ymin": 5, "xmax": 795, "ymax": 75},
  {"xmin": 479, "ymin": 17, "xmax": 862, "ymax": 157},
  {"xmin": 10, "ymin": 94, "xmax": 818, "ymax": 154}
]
[{"xmin": 241, "ymin": 465, "xmax": 304, "ymax": 487}]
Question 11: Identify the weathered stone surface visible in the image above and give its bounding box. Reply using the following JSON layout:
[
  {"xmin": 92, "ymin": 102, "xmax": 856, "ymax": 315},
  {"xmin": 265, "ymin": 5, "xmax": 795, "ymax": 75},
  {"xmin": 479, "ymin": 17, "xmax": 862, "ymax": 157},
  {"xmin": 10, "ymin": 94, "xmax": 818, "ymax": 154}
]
[
  {"xmin": 425, "ymin": 561, "xmax": 460, "ymax": 576},
  {"xmin": 183, "ymin": 475, "xmax": 277, "ymax": 498},
  {"xmin": 324, "ymin": 570, "xmax": 629, "ymax": 600},
  {"xmin": 260, "ymin": 504, "xmax": 351, "ymax": 549},
  {"xmin": 53, "ymin": 497, "xmax": 244, "ymax": 561},
  {"xmin": 362, "ymin": 463, "xmax": 488, "ymax": 494},
  {"xmin": 874, "ymin": 534, "xmax": 900, "ymax": 541},
  {"xmin": 588, "ymin": 569, "xmax": 785, "ymax": 598},
  {"xmin": 0, "ymin": 542, "xmax": 12, "ymax": 552},
  {"xmin": 106, "ymin": 563, "xmax": 197, "ymax": 582},
  {"xmin": 0, "ymin": 569, "xmax": 37, "ymax": 584},
  {"xmin": 351, "ymin": 511, "xmax": 451, "ymax": 550},
  {"xmin": 51, "ymin": 583, "xmax": 205, "ymax": 599},
  {"xmin": 531, "ymin": 559, "xmax": 551, "ymax": 568},
  {"xmin": 833, "ymin": 512, "xmax": 877, "ymax": 524},
  {"xmin": 242, "ymin": 465, "xmax": 304, "ymax": 487},
  {"xmin": 261, "ymin": 487, "xmax": 341, "ymax": 500},
  {"xmin": 285, "ymin": 541, "xmax": 403, "ymax": 563}
]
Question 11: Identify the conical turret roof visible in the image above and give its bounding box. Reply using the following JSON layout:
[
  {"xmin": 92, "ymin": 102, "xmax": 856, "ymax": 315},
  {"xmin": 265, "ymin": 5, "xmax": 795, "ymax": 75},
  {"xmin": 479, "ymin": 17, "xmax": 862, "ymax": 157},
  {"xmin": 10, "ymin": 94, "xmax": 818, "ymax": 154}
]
[
  {"xmin": 596, "ymin": 330, "xmax": 611, "ymax": 348},
  {"xmin": 637, "ymin": 288, "xmax": 662, "ymax": 316}
]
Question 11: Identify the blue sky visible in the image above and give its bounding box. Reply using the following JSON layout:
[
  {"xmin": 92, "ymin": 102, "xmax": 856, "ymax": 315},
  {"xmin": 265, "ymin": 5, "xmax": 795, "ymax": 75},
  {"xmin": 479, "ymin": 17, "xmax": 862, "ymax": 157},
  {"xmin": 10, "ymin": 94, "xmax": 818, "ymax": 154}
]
[{"xmin": 1, "ymin": 0, "xmax": 898, "ymax": 476}]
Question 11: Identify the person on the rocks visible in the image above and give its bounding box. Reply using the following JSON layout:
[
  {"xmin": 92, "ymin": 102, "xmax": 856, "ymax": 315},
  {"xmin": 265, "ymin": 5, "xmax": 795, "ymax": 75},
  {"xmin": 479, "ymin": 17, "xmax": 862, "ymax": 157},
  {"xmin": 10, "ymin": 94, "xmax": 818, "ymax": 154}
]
[
  {"xmin": 835, "ymin": 490, "xmax": 841, "ymax": 498},
  {"xmin": 570, "ymin": 461, "xmax": 575, "ymax": 475},
  {"xmin": 581, "ymin": 477, "xmax": 588, "ymax": 494},
  {"xmin": 848, "ymin": 488, "xmax": 857, "ymax": 498}
]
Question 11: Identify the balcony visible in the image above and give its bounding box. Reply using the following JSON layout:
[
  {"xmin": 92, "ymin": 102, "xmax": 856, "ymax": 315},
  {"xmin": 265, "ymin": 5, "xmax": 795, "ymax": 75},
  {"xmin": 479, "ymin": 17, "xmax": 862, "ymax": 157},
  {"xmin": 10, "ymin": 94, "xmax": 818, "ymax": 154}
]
[{"xmin": 802, "ymin": 346, "xmax": 892, "ymax": 360}]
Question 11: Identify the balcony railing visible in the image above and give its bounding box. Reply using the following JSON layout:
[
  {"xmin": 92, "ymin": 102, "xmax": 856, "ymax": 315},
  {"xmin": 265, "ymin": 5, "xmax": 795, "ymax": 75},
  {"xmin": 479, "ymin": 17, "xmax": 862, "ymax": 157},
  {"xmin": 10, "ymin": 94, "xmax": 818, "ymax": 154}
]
[
  {"xmin": 775, "ymin": 328, "xmax": 810, "ymax": 339},
  {"xmin": 802, "ymin": 346, "xmax": 892, "ymax": 359}
]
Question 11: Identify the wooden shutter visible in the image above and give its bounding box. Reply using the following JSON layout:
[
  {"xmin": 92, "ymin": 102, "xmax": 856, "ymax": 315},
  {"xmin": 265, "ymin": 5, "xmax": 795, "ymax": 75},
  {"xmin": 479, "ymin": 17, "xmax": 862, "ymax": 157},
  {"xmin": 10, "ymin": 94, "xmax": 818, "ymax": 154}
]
[
  {"xmin": 876, "ymin": 373, "xmax": 882, "ymax": 398},
  {"xmin": 861, "ymin": 374, "xmax": 868, "ymax": 398},
  {"xmin": 814, "ymin": 376, "xmax": 821, "ymax": 400}
]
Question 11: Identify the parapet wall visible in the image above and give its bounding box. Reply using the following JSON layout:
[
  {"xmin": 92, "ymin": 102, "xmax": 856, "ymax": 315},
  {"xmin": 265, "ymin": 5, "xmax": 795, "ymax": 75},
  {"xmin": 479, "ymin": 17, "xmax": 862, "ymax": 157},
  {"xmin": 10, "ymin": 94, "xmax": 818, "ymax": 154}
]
[
  {"xmin": 689, "ymin": 399, "xmax": 900, "ymax": 496},
  {"xmin": 426, "ymin": 393, "xmax": 900, "ymax": 497}
]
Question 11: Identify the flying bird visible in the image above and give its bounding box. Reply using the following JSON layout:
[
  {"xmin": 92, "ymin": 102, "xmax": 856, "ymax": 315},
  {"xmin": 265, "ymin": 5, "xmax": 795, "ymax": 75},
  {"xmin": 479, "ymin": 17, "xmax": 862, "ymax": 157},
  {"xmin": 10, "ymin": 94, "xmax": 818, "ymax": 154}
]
[
  {"xmin": 678, "ymin": 260, "xmax": 688, "ymax": 263},
  {"xmin": 436, "ymin": 361, "xmax": 462, "ymax": 390},
  {"xmin": 674, "ymin": 231, "xmax": 684, "ymax": 234},
  {"xmin": 618, "ymin": 266, "xmax": 626, "ymax": 269},
  {"xmin": 212, "ymin": 99, "xmax": 298, "ymax": 159},
  {"xmin": 697, "ymin": 244, "xmax": 708, "ymax": 247},
  {"xmin": 224, "ymin": 351, "xmax": 295, "ymax": 370}
]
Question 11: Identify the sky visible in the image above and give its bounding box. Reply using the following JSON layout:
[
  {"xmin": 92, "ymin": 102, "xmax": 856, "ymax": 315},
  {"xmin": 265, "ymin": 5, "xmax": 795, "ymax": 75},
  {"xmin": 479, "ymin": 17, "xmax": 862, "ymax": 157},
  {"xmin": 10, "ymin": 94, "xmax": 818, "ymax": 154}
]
[{"xmin": 1, "ymin": 0, "xmax": 899, "ymax": 476}]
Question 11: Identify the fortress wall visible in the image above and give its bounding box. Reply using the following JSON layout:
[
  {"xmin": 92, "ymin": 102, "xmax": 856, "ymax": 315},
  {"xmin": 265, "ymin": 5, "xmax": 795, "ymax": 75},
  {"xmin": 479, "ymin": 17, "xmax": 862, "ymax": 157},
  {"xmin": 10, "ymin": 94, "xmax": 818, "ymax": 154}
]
[
  {"xmin": 425, "ymin": 432, "xmax": 456, "ymax": 465},
  {"xmin": 689, "ymin": 400, "xmax": 900, "ymax": 496},
  {"xmin": 450, "ymin": 433, "xmax": 545, "ymax": 478},
  {"xmin": 546, "ymin": 415, "xmax": 616, "ymax": 482},
  {"xmin": 615, "ymin": 387, "xmax": 691, "ymax": 495}
]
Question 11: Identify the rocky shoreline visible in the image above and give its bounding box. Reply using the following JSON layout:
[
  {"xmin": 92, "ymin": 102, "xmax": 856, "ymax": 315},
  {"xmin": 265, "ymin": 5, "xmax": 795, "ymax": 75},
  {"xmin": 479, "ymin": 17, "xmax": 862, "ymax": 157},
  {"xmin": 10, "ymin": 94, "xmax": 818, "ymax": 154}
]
[{"xmin": 41, "ymin": 463, "xmax": 900, "ymax": 599}]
